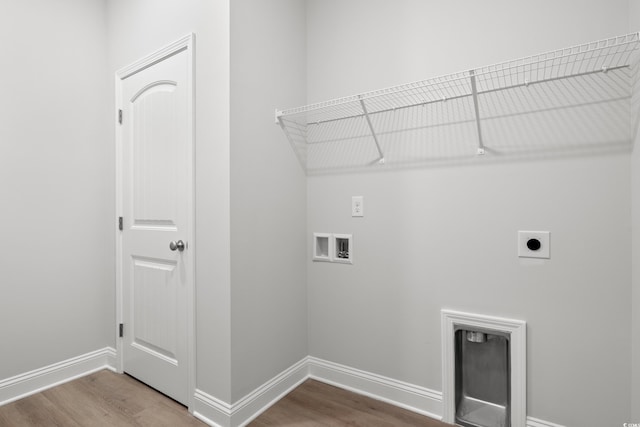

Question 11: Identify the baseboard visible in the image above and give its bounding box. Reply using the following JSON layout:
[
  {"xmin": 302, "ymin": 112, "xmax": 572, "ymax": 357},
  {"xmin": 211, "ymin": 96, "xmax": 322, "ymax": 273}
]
[
  {"xmin": 192, "ymin": 356, "xmax": 565, "ymax": 427},
  {"xmin": 193, "ymin": 389, "xmax": 231, "ymax": 427},
  {"xmin": 193, "ymin": 356, "xmax": 308, "ymax": 427},
  {"xmin": 232, "ymin": 357, "xmax": 308, "ymax": 426},
  {"xmin": 3, "ymin": 349, "xmax": 562, "ymax": 427},
  {"xmin": 0, "ymin": 347, "xmax": 117, "ymax": 406},
  {"xmin": 307, "ymin": 356, "xmax": 443, "ymax": 420}
]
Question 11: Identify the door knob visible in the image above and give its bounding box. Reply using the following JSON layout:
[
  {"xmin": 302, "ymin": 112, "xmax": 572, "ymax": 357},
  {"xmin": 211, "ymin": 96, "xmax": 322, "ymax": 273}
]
[{"xmin": 169, "ymin": 240, "xmax": 185, "ymax": 252}]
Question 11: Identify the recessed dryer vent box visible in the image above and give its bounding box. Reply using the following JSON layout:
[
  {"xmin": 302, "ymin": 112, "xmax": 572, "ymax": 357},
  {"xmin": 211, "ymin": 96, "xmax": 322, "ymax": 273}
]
[
  {"xmin": 518, "ymin": 231, "xmax": 550, "ymax": 259},
  {"xmin": 313, "ymin": 233, "xmax": 331, "ymax": 262}
]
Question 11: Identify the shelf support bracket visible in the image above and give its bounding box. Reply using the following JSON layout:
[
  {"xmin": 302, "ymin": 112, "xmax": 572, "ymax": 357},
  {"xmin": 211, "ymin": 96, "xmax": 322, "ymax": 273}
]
[
  {"xmin": 469, "ymin": 70, "xmax": 485, "ymax": 155},
  {"xmin": 275, "ymin": 109, "xmax": 307, "ymax": 172},
  {"xmin": 358, "ymin": 96, "xmax": 386, "ymax": 164}
]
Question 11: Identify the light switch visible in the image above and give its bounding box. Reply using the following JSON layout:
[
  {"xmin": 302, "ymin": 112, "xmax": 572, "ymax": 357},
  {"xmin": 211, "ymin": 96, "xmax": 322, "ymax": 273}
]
[{"xmin": 352, "ymin": 196, "xmax": 364, "ymax": 217}]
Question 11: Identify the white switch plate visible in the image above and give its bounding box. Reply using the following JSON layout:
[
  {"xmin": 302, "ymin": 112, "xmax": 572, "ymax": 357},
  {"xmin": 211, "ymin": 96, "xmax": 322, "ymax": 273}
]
[
  {"xmin": 352, "ymin": 196, "xmax": 364, "ymax": 217},
  {"xmin": 518, "ymin": 231, "xmax": 550, "ymax": 259}
]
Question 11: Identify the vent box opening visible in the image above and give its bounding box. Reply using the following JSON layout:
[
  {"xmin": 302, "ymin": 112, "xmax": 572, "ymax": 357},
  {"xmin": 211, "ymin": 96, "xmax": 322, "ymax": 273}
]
[
  {"xmin": 441, "ymin": 310, "xmax": 526, "ymax": 427},
  {"xmin": 455, "ymin": 328, "xmax": 510, "ymax": 427}
]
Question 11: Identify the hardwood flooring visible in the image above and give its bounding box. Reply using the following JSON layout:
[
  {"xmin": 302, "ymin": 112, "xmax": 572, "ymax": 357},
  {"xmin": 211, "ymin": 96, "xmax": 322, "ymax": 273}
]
[
  {"xmin": 0, "ymin": 370, "xmax": 205, "ymax": 427},
  {"xmin": 0, "ymin": 370, "xmax": 451, "ymax": 426},
  {"xmin": 250, "ymin": 379, "xmax": 449, "ymax": 427}
]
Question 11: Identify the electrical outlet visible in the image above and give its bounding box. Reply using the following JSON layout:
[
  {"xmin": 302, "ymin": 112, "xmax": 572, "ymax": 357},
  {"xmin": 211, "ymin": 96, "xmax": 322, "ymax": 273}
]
[{"xmin": 352, "ymin": 196, "xmax": 364, "ymax": 217}]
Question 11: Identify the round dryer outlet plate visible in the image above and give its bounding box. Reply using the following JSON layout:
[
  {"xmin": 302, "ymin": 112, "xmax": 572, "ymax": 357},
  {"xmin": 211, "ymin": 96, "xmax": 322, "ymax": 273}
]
[{"xmin": 518, "ymin": 231, "xmax": 550, "ymax": 259}]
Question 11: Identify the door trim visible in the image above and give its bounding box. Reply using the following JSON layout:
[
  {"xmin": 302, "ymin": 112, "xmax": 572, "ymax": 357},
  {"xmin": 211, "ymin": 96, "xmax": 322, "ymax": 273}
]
[{"xmin": 115, "ymin": 33, "xmax": 196, "ymax": 410}]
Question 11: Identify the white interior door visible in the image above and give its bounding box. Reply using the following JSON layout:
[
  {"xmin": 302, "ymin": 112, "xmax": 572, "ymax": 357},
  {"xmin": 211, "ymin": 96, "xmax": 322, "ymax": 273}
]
[{"xmin": 118, "ymin": 37, "xmax": 193, "ymax": 406}]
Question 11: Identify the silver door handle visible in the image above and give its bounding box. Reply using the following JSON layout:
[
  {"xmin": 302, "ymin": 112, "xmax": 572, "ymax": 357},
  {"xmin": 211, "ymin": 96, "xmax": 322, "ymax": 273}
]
[{"xmin": 169, "ymin": 240, "xmax": 185, "ymax": 252}]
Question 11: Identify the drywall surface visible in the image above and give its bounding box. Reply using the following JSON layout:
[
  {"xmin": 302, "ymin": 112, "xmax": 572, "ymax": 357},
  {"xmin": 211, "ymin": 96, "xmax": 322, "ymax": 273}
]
[
  {"xmin": 631, "ymin": 0, "xmax": 640, "ymax": 418},
  {"xmin": 230, "ymin": 0, "xmax": 308, "ymax": 402},
  {"xmin": 0, "ymin": 0, "xmax": 113, "ymax": 379},
  {"xmin": 632, "ymin": 120, "xmax": 640, "ymax": 421},
  {"xmin": 306, "ymin": 0, "xmax": 632, "ymax": 103},
  {"xmin": 107, "ymin": 0, "xmax": 232, "ymax": 402},
  {"xmin": 306, "ymin": 0, "xmax": 632, "ymax": 425},
  {"xmin": 632, "ymin": 0, "xmax": 640, "ymax": 33},
  {"xmin": 308, "ymin": 158, "xmax": 631, "ymax": 425}
]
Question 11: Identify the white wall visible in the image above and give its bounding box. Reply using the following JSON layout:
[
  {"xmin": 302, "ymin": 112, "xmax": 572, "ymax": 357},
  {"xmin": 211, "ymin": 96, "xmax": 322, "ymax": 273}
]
[
  {"xmin": 229, "ymin": 0, "xmax": 308, "ymax": 401},
  {"xmin": 306, "ymin": 0, "xmax": 632, "ymax": 104},
  {"xmin": 632, "ymin": 113, "xmax": 640, "ymax": 421},
  {"xmin": 306, "ymin": 1, "xmax": 633, "ymax": 425},
  {"xmin": 0, "ymin": 0, "xmax": 113, "ymax": 380},
  {"xmin": 630, "ymin": 0, "xmax": 640, "ymax": 419},
  {"xmin": 107, "ymin": 0, "xmax": 233, "ymax": 402}
]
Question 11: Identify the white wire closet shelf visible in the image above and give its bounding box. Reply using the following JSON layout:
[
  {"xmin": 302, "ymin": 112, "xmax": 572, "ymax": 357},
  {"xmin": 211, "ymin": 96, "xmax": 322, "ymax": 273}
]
[{"xmin": 276, "ymin": 32, "xmax": 640, "ymax": 174}]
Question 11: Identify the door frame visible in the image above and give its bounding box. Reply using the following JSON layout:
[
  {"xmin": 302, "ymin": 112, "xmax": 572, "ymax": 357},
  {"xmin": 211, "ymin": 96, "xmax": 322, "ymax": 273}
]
[{"xmin": 115, "ymin": 33, "xmax": 196, "ymax": 410}]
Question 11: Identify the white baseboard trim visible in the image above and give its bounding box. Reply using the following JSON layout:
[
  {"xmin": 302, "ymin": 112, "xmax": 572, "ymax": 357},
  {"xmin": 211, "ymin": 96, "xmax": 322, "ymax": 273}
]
[
  {"xmin": 193, "ymin": 389, "xmax": 231, "ymax": 427},
  {"xmin": 307, "ymin": 356, "xmax": 443, "ymax": 421},
  {"xmin": 193, "ymin": 356, "xmax": 563, "ymax": 427},
  {"xmin": 232, "ymin": 357, "xmax": 308, "ymax": 426},
  {"xmin": 527, "ymin": 416, "xmax": 566, "ymax": 427},
  {"xmin": 193, "ymin": 356, "xmax": 308, "ymax": 427},
  {"xmin": 1, "ymin": 348, "xmax": 563, "ymax": 427},
  {"xmin": 0, "ymin": 347, "xmax": 117, "ymax": 406},
  {"xmin": 309, "ymin": 359, "xmax": 561, "ymax": 427}
]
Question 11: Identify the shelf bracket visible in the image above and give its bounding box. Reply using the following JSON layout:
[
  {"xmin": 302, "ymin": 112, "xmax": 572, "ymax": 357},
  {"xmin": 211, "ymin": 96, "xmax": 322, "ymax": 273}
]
[
  {"xmin": 358, "ymin": 96, "xmax": 386, "ymax": 164},
  {"xmin": 275, "ymin": 109, "xmax": 307, "ymax": 171},
  {"xmin": 469, "ymin": 70, "xmax": 485, "ymax": 155}
]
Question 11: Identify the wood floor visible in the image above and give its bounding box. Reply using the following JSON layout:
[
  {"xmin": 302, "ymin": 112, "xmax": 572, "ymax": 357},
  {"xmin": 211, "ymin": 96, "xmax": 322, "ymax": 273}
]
[
  {"xmin": 249, "ymin": 379, "xmax": 450, "ymax": 427},
  {"xmin": 0, "ymin": 370, "xmax": 451, "ymax": 426},
  {"xmin": 0, "ymin": 370, "xmax": 205, "ymax": 427}
]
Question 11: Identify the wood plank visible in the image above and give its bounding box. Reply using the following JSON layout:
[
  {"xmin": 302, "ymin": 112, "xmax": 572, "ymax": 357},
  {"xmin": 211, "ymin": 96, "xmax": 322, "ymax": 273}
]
[
  {"xmin": 250, "ymin": 379, "xmax": 450, "ymax": 427},
  {"xmin": 0, "ymin": 393, "xmax": 82, "ymax": 427},
  {"xmin": 40, "ymin": 373, "xmax": 141, "ymax": 426},
  {"xmin": 0, "ymin": 370, "xmax": 206, "ymax": 427}
]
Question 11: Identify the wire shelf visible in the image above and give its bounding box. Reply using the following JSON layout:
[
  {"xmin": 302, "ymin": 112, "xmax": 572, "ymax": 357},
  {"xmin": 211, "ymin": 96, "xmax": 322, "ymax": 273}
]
[{"xmin": 276, "ymin": 32, "xmax": 640, "ymax": 174}]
